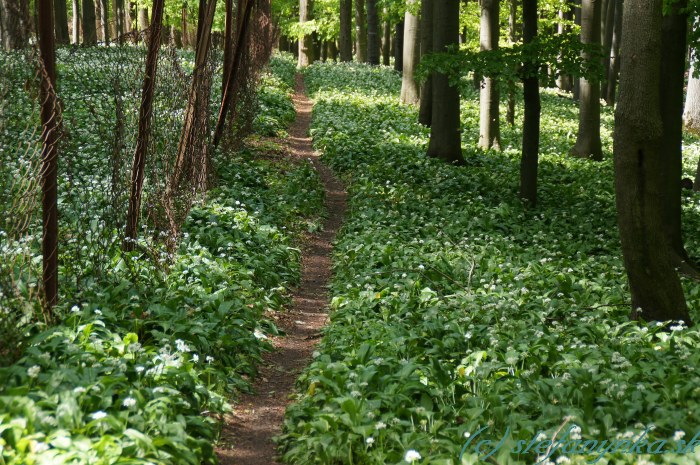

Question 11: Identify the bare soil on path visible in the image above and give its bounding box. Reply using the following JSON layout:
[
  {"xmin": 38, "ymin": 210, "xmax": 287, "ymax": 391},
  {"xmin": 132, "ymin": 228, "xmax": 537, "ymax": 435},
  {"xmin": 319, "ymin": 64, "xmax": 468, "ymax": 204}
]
[{"xmin": 215, "ymin": 75, "xmax": 346, "ymax": 465}]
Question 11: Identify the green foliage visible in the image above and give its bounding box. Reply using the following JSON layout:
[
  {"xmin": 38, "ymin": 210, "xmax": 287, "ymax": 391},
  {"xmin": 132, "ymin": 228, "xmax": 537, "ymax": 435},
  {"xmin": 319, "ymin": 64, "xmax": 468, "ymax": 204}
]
[{"xmin": 277, "ymin": 62, "xmax": 700, "ymax": 465}]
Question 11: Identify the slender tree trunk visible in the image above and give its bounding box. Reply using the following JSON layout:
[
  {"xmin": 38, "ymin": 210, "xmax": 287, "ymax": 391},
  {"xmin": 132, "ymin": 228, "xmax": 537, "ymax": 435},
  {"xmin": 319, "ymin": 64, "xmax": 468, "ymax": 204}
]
[
  {"xmin": 479, "ymin": 0, "xmax": 501, "ymax": 150},
  {"xmin": 124, "ymin": 0, "xmax": 164, "ymax": 251},
  {"xmin": 427, "ymin": 0, "xmax": 464, "ymax": 164},
  {"xmin": 506, "ymin": 0, "xmax": 518, "ymax": 126},
  {"xmin": 614, "ymin": 0, "xmax": 690, "ymax": 323},
  {"xmin": 367, "ymin": 0, "xmax": 379, "ymax": 64},
  {"xmin": 222, "ymin": 0, "xmax": 233, "ymax": 93},
  {"xmin": 394, "ymin": 20, "xmax": 404, "ymax": 72},
  {"xmin": 573, "ymin": 0, "xmax": 581, "ymax": 100},
  {"xmin": 95, "ymin": 0, "xmax": 102, "ymax": 41},
  {"xmin": 419, "ymin": 0, "xmax": 433, "ymax": 125},
  {"xmin": 382, "ymin": 14, "xmax": 390, "ymax": 65},
  {"xmin": 339, "ymin": 0, "xmax": 352, "ymax": 61},
  {"xmin": 400, "ymin": 1, "xmax": 420, "ymax": 104},
  {"xmin": 72, "ymin": 0, "xmax": 80, "ymax": 44},
  {"xmin": 604, "ymin": 0, "xmax": 622, "ymax": 105},
  {"xmin": 99, "ymin": 0, "xmax": 108, "ymax": 44},
  {"xmin": 686, "ymin": 59, "xmax": 700, "ymax": 138},
  {"xmin": 329, "ymin": 40, "xmax": 338, "ymax": 60},
  {"xmin": 0, "ymin": 0, "xmax": 30, "ymax": 49},
  {"xmin": 82, "ymin": 0, "xmax": 97, "ymax": 45},
  {"xmin": 600, "ymin": 0, "xmax": 615, "ymax": 97},
  {"xmin": 182, "ymin": 3, "xmax": 189, "ymax": 48},
  {"xmin": 114, "ymin": 0, "xmax": 125, "ymax": 43},
  {"xmin": 298, "ymin": 0, "xmax": 314, "ymax": 66},
  {"xmin": 37, "ymin": 0, "xmax": 59, "ymax": 318},
  {"xmin": 355, "ymin": 0, "xmax": 367, "ymax": 62},
  {"xmin": 55, "ymin": 0, "xmax": 70, "ymax": 44},
  {"xmin": 138, "ymin": 6, "xmax": 148, "ymax": 31},
  {"xmin": 520, "ymin": 0, "xmax": 540, "ymax": 204},
  {"xmin": 570, "ymin": 0, "xmax": 602, "ymax": 160},
  {"xmin": 556, "ymin": 7, "xmax": 573, "ymax": 91}
]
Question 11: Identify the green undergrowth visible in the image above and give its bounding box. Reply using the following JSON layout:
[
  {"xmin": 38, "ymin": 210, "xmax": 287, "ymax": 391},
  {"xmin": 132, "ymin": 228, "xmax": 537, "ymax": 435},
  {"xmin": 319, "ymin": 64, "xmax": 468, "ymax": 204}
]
[
  {"xmin": 278, "ymin": 62, "xmax": 700, "ymax": 465},
  {"xmin": 0, "ymin": 51, "xmax": 324, "ymax": 464}
]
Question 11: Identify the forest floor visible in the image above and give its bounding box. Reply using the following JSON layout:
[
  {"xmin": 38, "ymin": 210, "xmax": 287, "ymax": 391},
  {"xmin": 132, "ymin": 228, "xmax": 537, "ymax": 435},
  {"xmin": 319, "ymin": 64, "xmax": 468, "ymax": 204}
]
[{"xmin": 215, "ymin": 75, "xmax": 346, "ymax": 465}]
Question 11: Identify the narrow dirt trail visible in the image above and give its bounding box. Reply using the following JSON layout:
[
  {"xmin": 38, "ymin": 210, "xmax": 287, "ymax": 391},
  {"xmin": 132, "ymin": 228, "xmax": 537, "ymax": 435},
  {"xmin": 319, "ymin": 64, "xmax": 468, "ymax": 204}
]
[{"xmin": 215, "ymin": 75, "xmax": 346, "ymax": 465}]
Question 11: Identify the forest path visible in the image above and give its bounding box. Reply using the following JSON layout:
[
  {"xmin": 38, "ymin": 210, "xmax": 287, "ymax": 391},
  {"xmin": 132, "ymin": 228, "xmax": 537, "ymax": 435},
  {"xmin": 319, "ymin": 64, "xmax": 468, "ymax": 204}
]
[{"xmin": 215, "ymin": 75, "xmax": 346, "ymax": 465}]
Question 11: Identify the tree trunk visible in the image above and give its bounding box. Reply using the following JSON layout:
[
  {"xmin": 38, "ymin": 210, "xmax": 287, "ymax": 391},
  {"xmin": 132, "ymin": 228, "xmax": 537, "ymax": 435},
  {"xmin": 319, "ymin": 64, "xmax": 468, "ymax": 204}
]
[
  {"xmin": 82, "ymin": 0, "xmax": 97, "ymax": 45},
  {"xmin": 556, "ymin": 7, "xmax": 573, "ymax": 92},
  {"xmin": 520, "ymin": 0, "xmax": 540, "ymax": 204},
  {"xmin": 95, "ymin": 0, "xmax": 102, "ymax": 41},
  {"xmin": 99, "ymin": 0, "xmax": 108, "ymax": 44},
  {"xmin": 604, "ymin": 0, "xmax": 622, "ymax": 105},
  {"xmin": 298, "ymin": 0, "xmax": 314, "ymax": 66},
  {"xmin": 426, "ymin": 0, "xmax": 464, "ymax": 164},
  {"xmin": 418, "ymin": 0, "xmax": 433, "ymax": 125},
  {"xmin": 394, "ymin": 20, "xmax": 404, "ymax": 72},
  {"xmin": 600, "ymin": 0, "xmax": 615, "ymax": 98},
  {"xmin": 339, "ymin": 0, "xmax": 352, "ymax": 61},
  {"xmin": 125, "ymin": 0, "xmax": 164, "ymax": 251},
  {"xmin": 570, "ymin": 0, "xmax": 602, "ymax": 160},
  {"xmin": 506, "ymin": 0, "xmax": 518, "ymax": 126},
  {"xmin": 72, "ymin": 0, "xmax": 80, "ymax": 44},
  {"xmin": 37, "ymin": 0, "xmax": 59, "ymax": 318},
  {"xmin": 0, "ymin": 0, "xmax": 30, "ymax": 49},
  {"xmin": 479, "ymin": 0, "xmax": 501, "ymax": 150},
  {"xmin": 685, "ymin": 60, "xmax": 700, "ymax": 137},
  {"xmin": 182, "ymin": 3, "xmax": 189, "ymax": 48},
  {"xmin": 613, "ymin": 0, "xmax": 690, "ymax": 323},
  {"xmin": 399, "ymin": 1, "xmax": 420, "ymax": 105},
  {"xmin": 355, "ymin": 0, "xmax": 367, "ymax": 62},
  {"xmin": 222, "ymin": 0, "xmax": 233, "ymax": 93},
  {"xmin": 138, "ymin": 6, "xmax": 148, "ymax": 31},
  {"xmin": 573, "ymin": 0, "xmax": 581, "ymax": 100},
  {"xmin": 382, "ymin": 14, "xmax": 390, "ymax": 65},
  {"xmin": 55, "ymin": 0, "xmax": 70, "ymax": 44},
  {"xmin": 114, "ymin": 0, "xmax": 125, "ymax": 43},
  {"xmin": 366, "ymin": 0, "xmax": 379, "ymax": 64}
]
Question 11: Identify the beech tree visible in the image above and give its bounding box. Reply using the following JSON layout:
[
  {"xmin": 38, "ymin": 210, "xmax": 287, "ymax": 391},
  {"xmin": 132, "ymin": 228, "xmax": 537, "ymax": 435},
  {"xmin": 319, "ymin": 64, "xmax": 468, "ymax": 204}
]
[
  {"xmin": 478, "ymin": 0, "xmax": 501, "ymax": 150},
  {"xmin": 519, "ymin": 0, "xmax": 540, "ymax": 204},
  {"xmin": 613, "ymin": 0, "xmax": 691, "ymax": 323},
  {"xmin": 604, "ymin": 0, "xmax": 622, "ymax": 105},
  {"xmin": 399, "ymin": 0, "xmax": 420, "ymax": 105},
  {"xmin": 82, "ymin": 0, "xmax": 97, "ymax": 45},
  {"xmin": 367, "ymin": 0, "xmax": 380, "ymax": 64},
  {"xmin": 426, "ymin": 0, "xmax": 464, "ymax": 164},
  {"xmin": 299, "ymin": 0, "xmax": 314, "ymax": 66},
  {"xmin": 55, "ymin": 0, "xmax": 70, "ymax": 44},
  {"xmin": 685, "ymin": 57, "xmax": 700, "ymax": 136},
  {"xmin": 418, "ymin": 0, "xmax": 433, "ymax": 126},
  {"xmin": 0, "ymin": 0, "xmax": 30, "ymax": 49},
  {"xmin": 394, "ymin": 19, "xmax": 404, "ymax": 72},
  {"xmin": 72, "ymin": 0, "xmax": 80, "ymax": 44},
  {"xmin": 339, "ymin": 0, "xmax": 352, "ymax": 61},
  {"xmin": 570, "ymin": 0, "xmax": 602, "ymax": 160},
  {"xmin": 355, "ymin": 0, "xmax": 367, "ymax": 62}
]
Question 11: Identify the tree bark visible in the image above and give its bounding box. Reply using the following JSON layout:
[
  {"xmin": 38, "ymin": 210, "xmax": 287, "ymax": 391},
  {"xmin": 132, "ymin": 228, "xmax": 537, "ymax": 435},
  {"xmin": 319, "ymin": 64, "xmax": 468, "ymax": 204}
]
[
  {"xmin": 99, "ymin": 0, "xmax": 108, "ymax": 44},
  {"xmin": 556, "ymin": 7, "xmax": 573, "ymax": 92},
  {"xmin": 604, "ymin": 0, "xmax": 622, "ymax": 105},
  {"xmin": 418, "ymin": 0, "xmax": 432, "ymax": 126},
  {"xmin": 138, "ymin": 6, "xmax": 148, "ymax": 31},
  {"xmin": 55, "ymin": 0, "xmax": 70, "ymax": 44},
  {"xmin": 686, "ymin": 59, "xmax": 700, "ymax": 137},
  {"xmin": 124, "ymin": 0, "xmax": 164, "ymax": 251},
  {"xmin": 479, "ymin": 0, "xmax": 501, "ymax": 150},
  {"xmin": 400, "ymin": 2, "xmax": 420, "ymax": 104},
  {"xmin": 573, "ymin": 0, "xmax": 581, "ymax": 100},
  {"xmin": 298, "ymin": 0, "xmax": 314, "ymax": 66},
  {"xmin": 506, "ymin": 0, "xmax": 518, "ymax": 126},
  {"xmin": 355, "ymin": 0, "xmax": 367, "ymax": 62},
  {"xmin": 382, "ymin": 14, "xmax": 390, "ymax": 65},
  {"xmin": 367, "ymin": 0, "xmax": 380, "ymax": 64},
  {"xmin": 95, "ymin": 0, "xmax": 102, "ymax": 41},
  {"xmin": 426, "ymin": 0, "xmax": 464, "ymax": 164},
  {"xmin": 339, "ymin": 0, "xmax": 352, "ymax": 61},
  {"xmin": 82, "ymin": 0, "xmax": 97, "ymax": 45},
  {"xmin": 520, "ymin": 0, "xmax": 540, "ymax": 204},
  {"xmin": 37, "ymin": 0, "xmax": 59, "ymax": 318},
  {"xmin": 113, "ymin": 0, "xmax": 125, "ymax": 43},
  {"xmin": 72, "ymin": 0, "xmax": 80, "ymax": 44},
  {"xmin": 570, "ymin": 0, "xmax": 602, "ymax": 160},
  {"xmin": 600, "ymin": 0, "xmax": 615, "ymax": 98},
  {"xmin": 394, "ymin": 20, "xmax": 404, "ymax": 72},
  {"xmin": 0, "ymin": 0, "xmax": 30, "ymax": 49},
  {"xmin": 182, "ymin": 2, "xmax": 189, "ymax": 48},
  {"xmin": 613, "ymin": 0, "xmax": 690, "ymax": 323}
]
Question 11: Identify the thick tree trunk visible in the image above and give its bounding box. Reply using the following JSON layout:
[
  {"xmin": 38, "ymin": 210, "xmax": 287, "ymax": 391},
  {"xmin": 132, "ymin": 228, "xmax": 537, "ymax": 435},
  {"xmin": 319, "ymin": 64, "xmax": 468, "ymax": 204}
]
[
  {"xmin": 0, "ymin": 0, "xmax": 30, "ymax": 49},
  {"xmin": 99, "ymin": 0, "xmax": 108, "ymax": 44},
  {"xmin": 367, "ymin": 0, "xmax": 379, "ymax": 64},
  {"xmin": 570, "ymin": 0, "xmax": 602, "ymax": 160},
  {"xmin": 418, "ymin": 0, "xmax": 433, "ymax": 126},
  {"xmin": 394, "ymin": 20, "xmax": 404, "ymax": 72},
  {"xmin": 614, "ymin": 0, "xmax": 690, "ymax": 323},
  {"xmin": 72, "ymin": 0, "xmax": 80, "ymax": 44},
  {"xmin": 520, "ymin": 0, "xmax": 540, "ymax": 204},
  {"xmin": 125, "ymin": 0, "xmax": 165, "ymax": 250},
  {"xmin": 55, "ymin": 0, "xmax": 70, "ymax": 44},
  {"xmin": 339, "ymin": 0, "xmax": 352, "ymax": 61},
  {"xmin": 114, "ymin": 0, "xmax": 125, "ymax": 43},
  {"xmin": 138, "ymin": 6, "xmax": 148, "ymax": 31},
  {"xmin": 355, "ymin": 0, "xmax": 367, "ymax": 62},
  {"xmin": 82, "ymin": 0, "xmax": 97, "ymax": 45},
  {"xmin": 604, "ymin": 0, "xmax": 622, "ymax": 105},
  {"xmin": 382, "ymin": 15, "xmax": 390, "ymax": 65},
  {"xmin": 686, "ymin": 61, "xmax": 700, "ymax": 137},
  {"xmin": 426, "ymin": 0, "xmax": 464, "ymax": 164},
  {"xmin": 298, "ymin": 0, "xmax": 314, "ymax": 67},
  {"xmin": 37, "ymin": 0, "xmax": 59, "ymax": 318},
  {"xmin": 399, "ymin": 1, "xmax": 420, "ymax": 105},
  {"xmin": 479, "ymin": 0, "xmax": 501, "ymax": 150}
]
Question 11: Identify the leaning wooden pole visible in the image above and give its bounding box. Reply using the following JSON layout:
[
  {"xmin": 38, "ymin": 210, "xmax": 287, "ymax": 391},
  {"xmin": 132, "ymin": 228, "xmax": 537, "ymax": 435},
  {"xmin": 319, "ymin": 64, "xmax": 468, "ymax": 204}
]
[
  {"xmin": 124, "ymin": 0, "xmax": 165, "ymax": 251},
  {"xmin": 38, "ymin": 0, "xmax": 59, "ymax": 320}
]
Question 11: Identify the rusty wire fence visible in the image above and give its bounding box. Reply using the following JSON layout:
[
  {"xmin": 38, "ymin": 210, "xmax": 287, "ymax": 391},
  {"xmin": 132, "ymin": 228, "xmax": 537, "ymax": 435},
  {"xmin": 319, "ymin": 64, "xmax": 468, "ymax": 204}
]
[{"xmin": 0, "ymin": 2, "xmax": 273, "ymax": 364}]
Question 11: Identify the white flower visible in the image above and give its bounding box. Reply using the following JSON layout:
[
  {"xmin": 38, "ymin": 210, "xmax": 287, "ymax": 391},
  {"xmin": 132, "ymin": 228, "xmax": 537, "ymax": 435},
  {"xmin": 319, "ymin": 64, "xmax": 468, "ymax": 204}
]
[
  {"xmin": 418, "ymin": 265, "xmax": 425, "ymax": 271},
  {"xmin": 135, "ymin": 366, "xmax": 145, "ymax": 373},
  {"xmin": 376, "ymin": 422, "xmax": 387, "ymax": 430},
  {"xmin": 206, "ymin": 356, "xmax": 215, "ymax": 364},
  {"xmin": 91, "ymin": 411, "xmax": 107, "ymax": 420},
  {"xmin": 94, "ymin": 309, "xmax": 102, "ymax": 316},
  {"xmin": 464, "ymin": 431, "xmax": 471, "ymax": 438},
  {"xmin": 192, "ymin": 354, "xmax": 199, "ymax": 363},
  {"xmin": 556, "ymin": 457, "xmax": 570, "ymax": 464},
  {"xmin": 73, "ymin": 386, "xmax": 87, "ymax": 395},
  {"xmin": 122, "ymin": 397, "xmax": 137, "ymax": 408},
  {"xmin": 366, "ymin": 437, "xmax": 375, "ymax": 445},
  {"xmin": 175, "ymin": 339, "xmax": 191, "ymax": 352},
  {"xmin": 27, "ymin": 365, "xmax": 41, "ymax": 378},
  {"xmin": 536, "ymin": 432, "xmax": 548, "ymax": 441},
  {"xmin": 674, "ymin": 430, "xmax": 686, "ymax": 441},
  {"xmin": 570, "ymin": 425, "xmax": 582, "ymax": 440},
  {"xmin": 33, "ymin": 441, "xmax": 50, "ymax": 453},
  {"xmin": 71, "ymin": 305, "xmax": 80, "ymax": 313},
  {"xmin": 253, "ymin": 329, "xmax": 268, "ymax": 340},
  {"xmin": 404, "ymin": 450, "xmax": 421, "ymax": 462}
]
